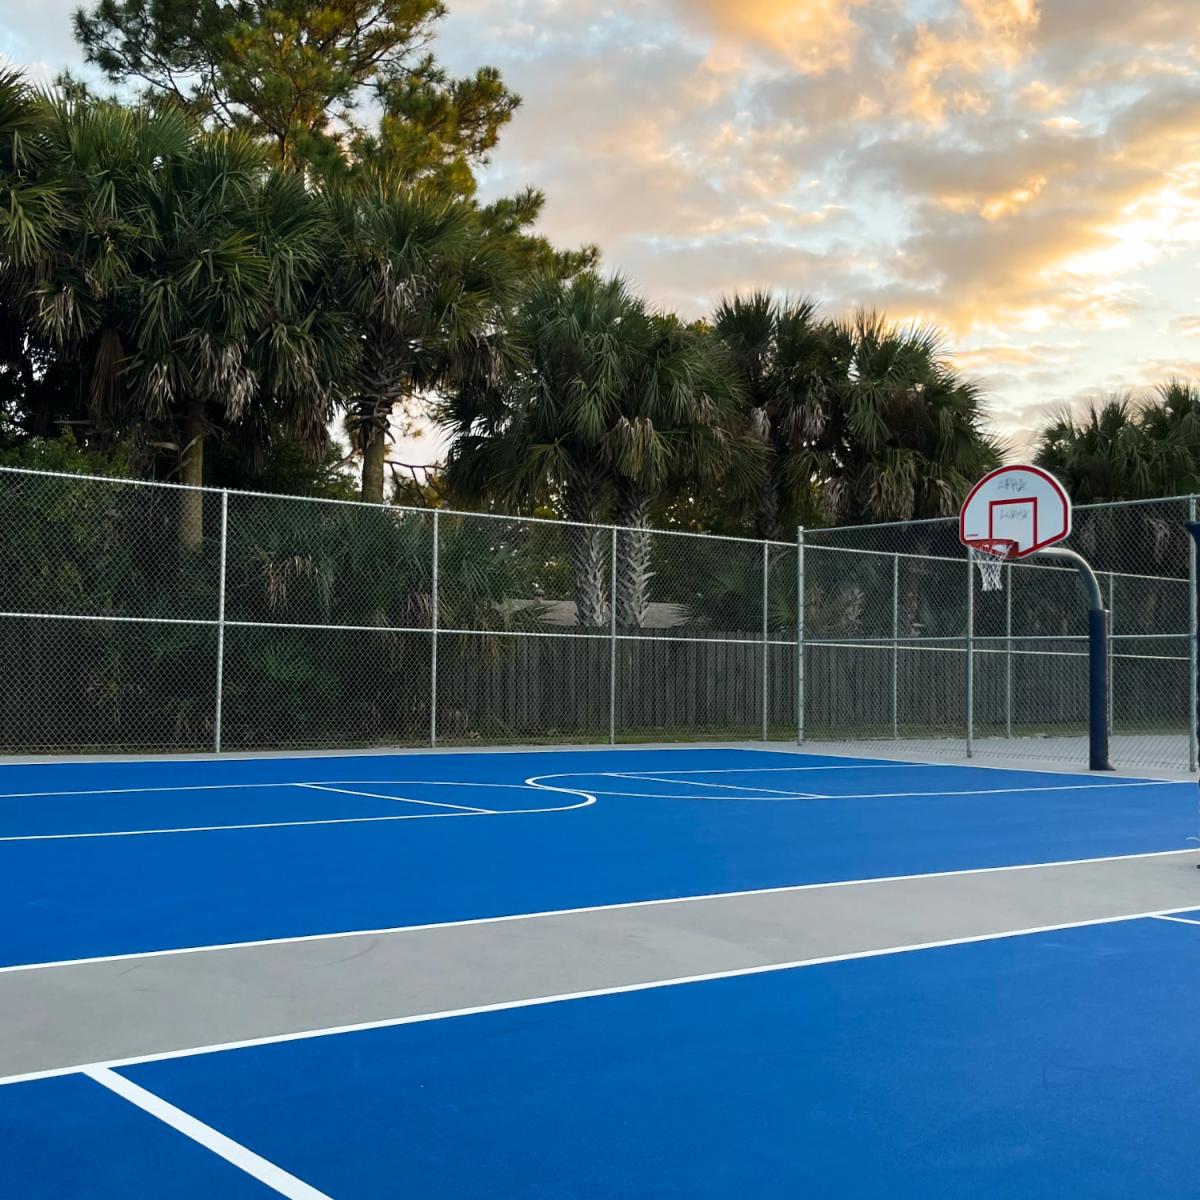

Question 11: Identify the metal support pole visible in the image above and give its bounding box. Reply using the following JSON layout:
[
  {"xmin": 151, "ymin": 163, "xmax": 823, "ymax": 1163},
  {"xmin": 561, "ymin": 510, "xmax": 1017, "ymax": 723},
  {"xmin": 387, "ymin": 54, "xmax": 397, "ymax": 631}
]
[
  {"xmin": 609, "ymin": 527, "xmax": 618, "ymax": 745},
  {"xmin": 966, "ymin": 550, "xmax": 975, "ymax": 758},
  {"xmin": 796, "ymin": 528, "xmax": 805, "ymax": 745},
  {"xmin": 213, "ymin": 489, "xmax": 228, "ymax": 754},
  {"xmin": 1189, "ymin": 500, "xmax": 1198, "ymax": 773},
  {"xmin": 430, "ymin": 509, "xmax": 439, "ymax": 748},
  {"xmin": 761, "ymin": 541, "xmax": 770, "ymax": 742},
  {"xmin": 1187, "ymin": 515, "xmax": 1200, "ymax": 775},
  {"xmin": 1107, "ymin": 571, "xmax": 1115, "ymax": 739},
  {"xmin": 1032, "ymin": 546, "xmax": 1112, "ymax": 771},
  {"xmin": 891, "ymin": 553, "xmax": 900, "ymax": 740},
  {"xmin": 1004, "ymin": 561, "xmax": 1013, "ymax": 739}
]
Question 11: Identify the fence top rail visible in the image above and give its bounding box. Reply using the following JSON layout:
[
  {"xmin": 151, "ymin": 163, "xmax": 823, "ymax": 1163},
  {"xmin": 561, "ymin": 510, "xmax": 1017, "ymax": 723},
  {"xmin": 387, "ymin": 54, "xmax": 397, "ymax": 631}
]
[
  {"xmin": 804, "ymin": 491, "xmax": 1199, "ymax": 537},
  {"xmin": 0, "ymin": 465, "xmax": 796, "ymax": 551},
  {"xmin": 803, "ymin": 539, "xmax": 1188, "ymax": 584}
]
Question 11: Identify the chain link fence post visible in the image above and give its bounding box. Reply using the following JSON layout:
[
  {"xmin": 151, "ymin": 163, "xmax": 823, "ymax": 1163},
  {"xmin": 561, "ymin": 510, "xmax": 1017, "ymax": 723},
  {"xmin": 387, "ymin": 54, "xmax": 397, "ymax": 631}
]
[
  {"xmin": 796, "ymin": 527, "xmax": 805, "ymax": 745},
  {"xmin": 213, "ymin": 489, "xmax": 229, "ymax": 754},
  {"xmin": 761, "ymin": 540, "xmax": 770, "ymax": 742},
  {"xmin": 430, "ymin": 508, "xmax": 439, "ymax": 749},
  {"xmin": 1004, "ymin": 560, "xmax": 1013, "ymax": 739},
  {"xmin": 1107, "ymin": 571, "xmax": 1115, "ymax": 739},
  {"xmin": 1190, "ymin": 496, "xmax": 1198, "ymax": 773},
  {"xmin": 966, "ymin": 548, "xmax": 975, "ymax": 758},
  {"xmin": 891, "ymin": 552, "xmax": 900, "ymax": 739},
  {"xmin": 609, "ymin": 526, "xmax": 618, "ymax": 745}
]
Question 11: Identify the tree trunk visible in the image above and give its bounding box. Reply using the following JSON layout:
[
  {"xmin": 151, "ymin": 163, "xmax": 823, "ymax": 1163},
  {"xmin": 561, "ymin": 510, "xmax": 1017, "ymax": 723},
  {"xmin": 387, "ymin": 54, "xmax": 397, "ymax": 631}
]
[
  {"xmin": 616, "ymin": 484, "xmax": 654, "ymax": 629},
  {"xmin": 360, "ymin": 417, "xmax": 388, "ymax": 503},
  {"xmin": 756, "ymin": 454, "xmax": 783, "ymax": 542},
  {"xmin": 565, "ymin": 470, "xmax": 609, "ymax": 627},
  {"xmin": 179, "ymin": 396, "xmax": 205, "ymax": 552}
]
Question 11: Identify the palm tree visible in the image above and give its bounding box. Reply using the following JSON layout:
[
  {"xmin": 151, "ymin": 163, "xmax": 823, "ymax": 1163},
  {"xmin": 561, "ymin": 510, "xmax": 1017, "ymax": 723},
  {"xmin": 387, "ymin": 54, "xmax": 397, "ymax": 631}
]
[
  {"xmin": 820, "ymin": 312, "xmax": 1002, "ymax": 522},
  {"xmin": 443, "ymin": 274, "xmax": 749, "ymax": 627},
  {"xmin": 711, "ymin": 292, "xmax": 834, "ymax": 539},
  {"xmin": 4, "ymin": 88, "xmax": 350, "ymax": 548},
  {"xmin": 328, "ymin": 177, "xmax": 514, "ymax": 503},
  {"xmin": 609, "ymin": 314, "xmax": 754, "ymax": 626},
  {"xmin": 0, "ymin": 71, "xmax": 62, "ymax": 275},
  {"xmin": 1034, "ymin": 396, "xmax": 1152, "ymax": 502}
]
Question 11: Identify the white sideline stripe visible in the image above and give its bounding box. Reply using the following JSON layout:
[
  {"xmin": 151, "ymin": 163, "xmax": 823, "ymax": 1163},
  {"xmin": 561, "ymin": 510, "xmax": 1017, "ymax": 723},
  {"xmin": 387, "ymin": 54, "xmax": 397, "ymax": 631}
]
[
  {"xmin": 611, "ymin": 772, "xmax": 822, "ymax": 799},
  {"xmin": 568, "ymin": 777, "xmax": 1176, "ymax": 802},
  {"xmin": 0, "ymin": 778, "xmax": 574, "ymax": 801},
  {"xmin": 0, "ymin": 811, "xmax": 486, "ymax": 842},
  {"xmin": 3, "ymin": 902, "xmax": 1194, "ymax": 1090},
  {"xmin": 1151, "ymin": 914, "xmax": 1200, "ymax": 927},
  {"xmin": 0, "ymin": 847, "xmax": 1192, "ymax": 976},
  {"xmin": 0, "ymin": 776, "xmax": 594, "ymax": 841},
  {"xmin": 0, "ymin": 744, "xmax": 1176, "ymax": 785},
  {"xmin": 603, "ymin": 762, "xmax": 1173, "ymax": 783},
  {"xmin": 85, "ymin": 1067, "xmax": 332, "ymax": 1200},
  {"xmin": 617, "ymin": 763, "xmax": 918, "ymax": 776},
  {"xmin": 297, "ymin": 783, "xmax": 493, "ymax": 814},
  {"xmin": 0, "ymin": 764, "xmax": 1173, "ymax": 802}
]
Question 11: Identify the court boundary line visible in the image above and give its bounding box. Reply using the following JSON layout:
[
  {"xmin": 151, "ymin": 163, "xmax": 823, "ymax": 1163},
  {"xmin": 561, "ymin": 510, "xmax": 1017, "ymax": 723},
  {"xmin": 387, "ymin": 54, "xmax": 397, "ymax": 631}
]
[
  {"xmin": 3, "ymin": 903, "xmax": 1195, "ymax": 1090},
  {"xmin": 571, "ymin": 773, "xmax": 1175, "ymax": 802},
  {"xmin": 0, "ymin": 778, "xmax": 580, "ymax": 801},
  {"xmin": 85, "ymin": 1067, "xmax": 332, "ymax": 1199},
  {"xmin": 0, "ymin": 742, "xmax": 1170, "ymax": 782},
  {"xmin": 1151, "ymin": 913, "xmax": 1200, "ymax": 927},
  {"xmin": 297, "ymin": 783, "xmax": 494, "ymax": 814},
  {"xmin": 1, "ymin": 846, "xmax": 1192, "ymax": 976},
  {"xmin": 0, "ymin": 775, "xmax": 594, "ymax": 842},
  {"xmin": 612, "ymin": 772, "xmax": 824, "ymax": 798}
]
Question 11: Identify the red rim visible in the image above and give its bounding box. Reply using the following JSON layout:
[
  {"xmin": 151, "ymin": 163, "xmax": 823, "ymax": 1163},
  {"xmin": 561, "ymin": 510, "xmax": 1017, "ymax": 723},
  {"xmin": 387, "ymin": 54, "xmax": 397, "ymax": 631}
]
[{"xmin": 968, "ymin": 538, "xmax": 1018, "ymax": 560}]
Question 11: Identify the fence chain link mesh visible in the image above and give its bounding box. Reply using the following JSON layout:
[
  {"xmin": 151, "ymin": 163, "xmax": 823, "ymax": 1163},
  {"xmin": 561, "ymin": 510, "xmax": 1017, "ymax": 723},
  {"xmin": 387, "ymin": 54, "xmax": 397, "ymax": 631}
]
[
  {"xmin": 804, "ymin": 498, "xmax": 1196, "ymax": 771},
  {"xmin": 0, "ymin": 465, "xmax": 1195, "ymax": 771}
]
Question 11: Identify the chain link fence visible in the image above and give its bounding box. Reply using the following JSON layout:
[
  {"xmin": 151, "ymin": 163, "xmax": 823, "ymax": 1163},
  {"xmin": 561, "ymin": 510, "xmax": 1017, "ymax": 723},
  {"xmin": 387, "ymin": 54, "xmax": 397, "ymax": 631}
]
[
  {"xmin": 803, "ymin": 496, "xmax": 1196, "ymax": 771},
  {"xmin": 0, "ymin": 467, "xmax": 797, "ymax": 754},
  {"xmin": 0, "ymin": 465, "xmax": 1194, "ymax": 771}
]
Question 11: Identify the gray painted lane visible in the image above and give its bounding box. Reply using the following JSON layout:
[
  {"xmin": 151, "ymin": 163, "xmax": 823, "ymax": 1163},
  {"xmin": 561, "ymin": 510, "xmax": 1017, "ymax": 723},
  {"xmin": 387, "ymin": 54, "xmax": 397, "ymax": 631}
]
[{"xmin": 2, "ymin": 850, "xmax": 1198, "ymax": 1078}]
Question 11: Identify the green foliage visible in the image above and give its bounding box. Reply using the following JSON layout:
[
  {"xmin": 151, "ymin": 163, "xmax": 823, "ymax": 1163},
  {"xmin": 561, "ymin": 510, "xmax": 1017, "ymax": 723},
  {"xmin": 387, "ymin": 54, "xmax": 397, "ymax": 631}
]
[
  {"xmin": 1035, "ymin": 384, "xmax": 1200, "ymax": 501},
  {"xmin": 441, "ymin": 272, "xmax": 760, "ymax": 625},
  {"xmin": 0, "ymin": 429, "xmax": 133, "ymax": 475},
  {"xmin": 711, "ymin": 297, "xmax": 1002, "ymax": 537},
  {"xmin": 73, "ymin": 0, "xmax": 520, "ymax": 189}
]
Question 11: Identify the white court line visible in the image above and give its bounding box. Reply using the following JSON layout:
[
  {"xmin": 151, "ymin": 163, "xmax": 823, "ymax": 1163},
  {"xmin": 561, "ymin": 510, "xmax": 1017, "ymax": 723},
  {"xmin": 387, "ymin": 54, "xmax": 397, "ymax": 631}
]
[
  {"xmin": 0, "ymin": 778, "xmax": 569, "ymax": 801},
  {"xmin": 3, "ymin": 901, "xmax": 1195, "ymax": 1090},
  {"xmin": 0, "ymin": 777, "xmax": 594, "ymax": 842},
  {"xmin": 0, "ymin": 846, "xmax": 1192, "ymax": 976},
  {"xmin": 559, "ymin": 777, "xmax": 1179, "ymax": 802},
  {"xmin": 610, "ymin": 772, "xmax": 822, "ymax": 799},
  {"xmin": 1151, "ymin": 914, "xmax": 1200, "ymax": 927},
  {"xmin": 85, "ymin": 1067, "xmax": 331, "ymax": 1199},
  {"xmin": 297, "ymin": 783, "xmax": 494, "ymax": 814},
  {"xmin": 0, "ymin": 763, "xmax": 1173, "ymax": 802},
  {"xmin": 618, "ymin": 763, "xmax": 919, "ymax": 776},
  {"xmin": 607, "ymin": 762, "xmax": 1172, "ymax": 782}
]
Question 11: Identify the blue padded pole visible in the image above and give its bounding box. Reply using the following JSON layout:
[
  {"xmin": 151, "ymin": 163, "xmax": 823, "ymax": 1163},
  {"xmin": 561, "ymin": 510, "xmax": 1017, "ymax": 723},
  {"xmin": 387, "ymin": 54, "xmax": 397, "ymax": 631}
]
[
  {"xmin": 1186, "ymin": 522, "xmax": 1200, "ymax": 776},
  {"xmin": 1033, "ymin": 546, "xmax": 1112, "ymax": 772}
]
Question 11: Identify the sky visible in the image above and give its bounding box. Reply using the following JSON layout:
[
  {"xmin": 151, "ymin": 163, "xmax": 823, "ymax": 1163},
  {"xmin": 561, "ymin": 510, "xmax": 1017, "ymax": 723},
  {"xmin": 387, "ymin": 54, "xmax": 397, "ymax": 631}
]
[{"xmin": 5, "ymin": 0, "xmax": 1200, "ymax": 462}]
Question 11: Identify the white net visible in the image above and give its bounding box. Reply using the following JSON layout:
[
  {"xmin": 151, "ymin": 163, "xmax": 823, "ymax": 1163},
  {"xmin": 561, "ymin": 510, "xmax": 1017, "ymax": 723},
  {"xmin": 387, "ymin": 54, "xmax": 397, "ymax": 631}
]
[{"xmin": 975, "ymin": 555, "xmax": 1005, "ymax": 592}]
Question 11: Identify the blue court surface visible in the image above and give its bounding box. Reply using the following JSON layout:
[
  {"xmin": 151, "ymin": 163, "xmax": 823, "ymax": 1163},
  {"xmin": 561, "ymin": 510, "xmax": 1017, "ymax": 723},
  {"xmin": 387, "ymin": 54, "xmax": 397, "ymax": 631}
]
[
  {"xmin": 0, "ymin": 747, "xmax": 1192, "ymax": 967},
  {"xmin": 5, "ymin": 912, "xmax": 1200, "ymax": 1197},
  {"xmin": 2, "ymin": 745, "xmax": 1200, "ymax": 1197}
]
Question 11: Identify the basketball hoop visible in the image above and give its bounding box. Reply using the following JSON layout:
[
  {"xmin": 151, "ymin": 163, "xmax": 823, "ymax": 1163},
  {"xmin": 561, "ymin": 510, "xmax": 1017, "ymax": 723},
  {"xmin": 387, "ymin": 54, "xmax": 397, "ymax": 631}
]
[{"xmin": 972, "ymin": 538, "xmax": 1016, "ymax": 592}]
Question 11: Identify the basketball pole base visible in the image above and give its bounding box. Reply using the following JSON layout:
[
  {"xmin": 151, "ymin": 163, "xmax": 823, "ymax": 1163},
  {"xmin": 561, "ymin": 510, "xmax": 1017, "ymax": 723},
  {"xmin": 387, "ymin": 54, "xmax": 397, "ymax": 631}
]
[{"xmin": 1031, "ymin": 547, "xmax": 1113, "ymax": 773}]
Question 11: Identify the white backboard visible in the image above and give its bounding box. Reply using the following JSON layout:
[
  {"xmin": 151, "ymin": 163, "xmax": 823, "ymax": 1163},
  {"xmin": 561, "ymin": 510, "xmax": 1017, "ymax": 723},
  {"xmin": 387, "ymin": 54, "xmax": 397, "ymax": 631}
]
[{"xmin": 959, "ymin": 465, "xmax": 1072, "ymax": 558}]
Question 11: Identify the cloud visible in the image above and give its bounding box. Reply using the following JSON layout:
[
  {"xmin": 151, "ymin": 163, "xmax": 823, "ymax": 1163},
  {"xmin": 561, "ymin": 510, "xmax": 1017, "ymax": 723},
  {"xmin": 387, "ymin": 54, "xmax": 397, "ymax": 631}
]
[
  {"xmin": 7, "ymin": 0, "xmax": 1200, "ymax": 459},
  {"xmin": 665, "ymin": 0, "xmax": 868, "ymax": 72}
]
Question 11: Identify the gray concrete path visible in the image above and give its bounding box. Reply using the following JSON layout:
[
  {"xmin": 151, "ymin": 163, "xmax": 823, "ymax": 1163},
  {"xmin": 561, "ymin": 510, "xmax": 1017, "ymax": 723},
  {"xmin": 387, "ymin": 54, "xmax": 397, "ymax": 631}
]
[{"xmin": 3, "ymin": 849, "xmax": 1198, "ymax": 1079}]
